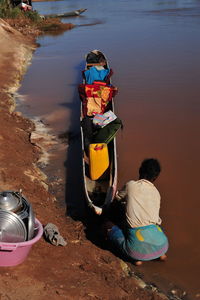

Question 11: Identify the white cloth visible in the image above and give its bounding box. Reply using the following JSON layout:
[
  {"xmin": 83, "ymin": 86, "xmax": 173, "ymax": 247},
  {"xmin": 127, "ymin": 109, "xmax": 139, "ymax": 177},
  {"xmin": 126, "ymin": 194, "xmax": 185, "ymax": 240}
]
[
  {"xmin": 116, "ymin": 179, "xmax": 162, "ymax": 228},
  {"xmin": 44, "ymin": 223, "xmax": 67, "ymax": 246}
]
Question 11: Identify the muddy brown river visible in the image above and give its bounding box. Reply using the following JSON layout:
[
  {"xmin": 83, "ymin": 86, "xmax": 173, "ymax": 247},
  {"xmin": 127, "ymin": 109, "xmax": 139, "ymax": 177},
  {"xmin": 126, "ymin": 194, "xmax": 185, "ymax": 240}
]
[{"xmin": 18, "ymin": 0, "xmax": 200, "ymax": 298}]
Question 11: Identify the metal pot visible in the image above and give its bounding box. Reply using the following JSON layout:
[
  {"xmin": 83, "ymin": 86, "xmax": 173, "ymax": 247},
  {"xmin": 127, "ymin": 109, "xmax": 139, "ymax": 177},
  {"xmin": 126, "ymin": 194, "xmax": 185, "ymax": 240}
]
[
  {"xmin": 14, "ymin": 192, "xmax": 35, "ymax": 240},
  {"xmin": 16, "ymin": 195, "xmax": 29, "ymax": 220},
  {"xmin": 0, "ymin": 191, "xmax": 23, "ymax": 213},
  {"xmin": 0, "ymin": 191, "xmax": 36, "ymax": 241},
  {"xmin": 0, "ymin": 210, "xmax": 27, "ymax": 243},
  {"xmin": 27, "ymin": 204, "xmax": 35, "ymax": 240}
]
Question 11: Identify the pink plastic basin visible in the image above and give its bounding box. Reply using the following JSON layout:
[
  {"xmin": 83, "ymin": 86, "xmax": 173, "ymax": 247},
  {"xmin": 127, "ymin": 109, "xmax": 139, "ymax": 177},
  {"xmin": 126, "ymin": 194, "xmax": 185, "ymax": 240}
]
[{"xmin": 0, "ymin": 218, "xmax": 43, "ymax": 267}]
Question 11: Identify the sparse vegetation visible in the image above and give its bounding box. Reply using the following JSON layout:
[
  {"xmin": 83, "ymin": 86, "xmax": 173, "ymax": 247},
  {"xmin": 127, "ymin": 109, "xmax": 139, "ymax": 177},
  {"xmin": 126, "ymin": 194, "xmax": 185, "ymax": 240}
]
[
  {"xmin": 24, "ymin": 10, "xmax": 42, "ymax": 22},
  {"xmin": 0, "ymin": 0, "xmax": 12, "ymax": 18},
  {"xmin": 0, "ymin": 0, "xmax": 75, "ymax": 38},
  {"xmin": 0, "ymin": 0, "xmax": 41, "ymax": 21}
]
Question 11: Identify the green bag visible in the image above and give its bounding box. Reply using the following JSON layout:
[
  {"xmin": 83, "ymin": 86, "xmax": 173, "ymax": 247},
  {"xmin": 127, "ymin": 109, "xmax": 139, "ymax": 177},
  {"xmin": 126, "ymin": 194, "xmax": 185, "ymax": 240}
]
[{"xmin": 93, "ymin": 118, "xmax": 122, "ymax": 144}]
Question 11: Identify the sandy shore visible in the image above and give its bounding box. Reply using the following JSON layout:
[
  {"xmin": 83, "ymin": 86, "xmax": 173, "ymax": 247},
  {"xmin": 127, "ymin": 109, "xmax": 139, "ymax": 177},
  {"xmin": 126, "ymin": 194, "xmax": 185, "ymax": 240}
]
[{"xmin": 0, "ymin": 18, "xmax": 171, "ymax": 300}]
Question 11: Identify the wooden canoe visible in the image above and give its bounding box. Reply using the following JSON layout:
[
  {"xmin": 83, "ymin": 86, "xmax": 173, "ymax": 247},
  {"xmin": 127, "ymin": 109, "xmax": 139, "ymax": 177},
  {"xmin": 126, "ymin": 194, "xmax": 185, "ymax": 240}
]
[
  {"xmin": 44, "ymin": 8, "xmax": 87, "ymax": 19},
  {"xmin": 79, "ymin": 50, "xmax": 118, "ymax": 215}
]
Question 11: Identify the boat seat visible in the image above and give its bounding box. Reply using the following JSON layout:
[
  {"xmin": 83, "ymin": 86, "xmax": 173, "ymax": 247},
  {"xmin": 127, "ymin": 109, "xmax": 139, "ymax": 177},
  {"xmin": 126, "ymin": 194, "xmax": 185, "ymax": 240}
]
[
  {"xmin": 86, "ymin": 63, "xmax": 106, "ymax": 67},
  {"xmin": 87, "ymin": 63, "xmax": 102, "ymax": 66}
]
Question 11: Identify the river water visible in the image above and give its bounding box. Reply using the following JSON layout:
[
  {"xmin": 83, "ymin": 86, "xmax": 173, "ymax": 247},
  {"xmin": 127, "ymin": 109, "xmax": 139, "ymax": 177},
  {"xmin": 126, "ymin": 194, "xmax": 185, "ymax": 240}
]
[{"xmin": 18, "ymin": 0, "xmax": 200, "ymax": 298}]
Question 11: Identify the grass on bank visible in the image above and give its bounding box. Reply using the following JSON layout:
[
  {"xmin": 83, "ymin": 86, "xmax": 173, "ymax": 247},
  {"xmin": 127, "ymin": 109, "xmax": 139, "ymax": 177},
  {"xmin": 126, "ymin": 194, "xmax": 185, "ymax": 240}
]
[
  {"xmin": 0, "ymin": 0, "xmax": 41, "ymax": 20},
  {"xmin": 0, "ymin": 0, "xmax": 75, "ymax": 35}
]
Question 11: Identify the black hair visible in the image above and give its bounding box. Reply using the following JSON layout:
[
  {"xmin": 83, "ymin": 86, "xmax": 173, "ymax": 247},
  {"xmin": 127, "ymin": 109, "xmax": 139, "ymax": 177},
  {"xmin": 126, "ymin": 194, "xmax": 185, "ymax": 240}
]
[{"xmin": 139, "ymin": 158, "xmax": 161, "ymax": 182}]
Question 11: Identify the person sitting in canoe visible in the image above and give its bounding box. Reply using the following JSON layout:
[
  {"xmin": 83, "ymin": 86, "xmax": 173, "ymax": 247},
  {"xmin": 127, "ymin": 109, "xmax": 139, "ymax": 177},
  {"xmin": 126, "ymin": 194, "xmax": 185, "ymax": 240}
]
[{"xmin": 104, "ymin": 158, "xmax": 169, "ymax": 265}]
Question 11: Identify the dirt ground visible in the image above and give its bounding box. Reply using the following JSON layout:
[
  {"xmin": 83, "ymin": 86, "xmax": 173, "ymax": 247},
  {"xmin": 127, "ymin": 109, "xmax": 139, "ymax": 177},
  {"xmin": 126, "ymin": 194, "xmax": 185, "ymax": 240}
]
[{"xmin": 0, "ymin": 19, "xmax": 169, "ymax": 300}]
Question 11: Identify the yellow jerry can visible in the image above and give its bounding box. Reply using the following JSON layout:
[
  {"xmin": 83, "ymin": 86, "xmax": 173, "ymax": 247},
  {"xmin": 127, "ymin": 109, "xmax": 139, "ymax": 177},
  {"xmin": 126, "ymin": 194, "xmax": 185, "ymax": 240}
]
[{"xmin": 89, "ymin": 143, "xmax": 109, "ymax": 180}]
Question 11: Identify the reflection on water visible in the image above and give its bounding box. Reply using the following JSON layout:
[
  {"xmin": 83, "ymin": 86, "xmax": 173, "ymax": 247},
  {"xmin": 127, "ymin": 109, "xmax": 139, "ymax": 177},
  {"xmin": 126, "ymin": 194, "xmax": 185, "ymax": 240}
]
[
  {"xmin": 19, "ymin": 0, "xmax": 200, "ymax": 298},
  {"xmin": 78, "ymin": 20, "xmax": 104, "ymax": 27},
  {"xmin": 148, "ymin": 7, "xmax": 200, "ymax": 17}
]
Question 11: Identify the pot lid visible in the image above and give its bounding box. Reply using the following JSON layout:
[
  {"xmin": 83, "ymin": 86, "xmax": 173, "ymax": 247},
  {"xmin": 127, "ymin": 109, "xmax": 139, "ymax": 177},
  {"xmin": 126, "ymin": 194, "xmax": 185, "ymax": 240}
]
[
  {"xmin": 0, "ymin": 210, "xmax": 27, "ymax": 243},
  {"xmin": 0, "ymin": 191, "xmax": 22, "ymax": 212}
]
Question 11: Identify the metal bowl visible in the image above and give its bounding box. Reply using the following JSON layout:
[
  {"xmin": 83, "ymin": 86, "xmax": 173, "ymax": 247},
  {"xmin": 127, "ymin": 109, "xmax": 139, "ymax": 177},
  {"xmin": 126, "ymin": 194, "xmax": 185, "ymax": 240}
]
[
  {"xmin": 0, "ymin": 191, "xmax": 22, "ymax": 213},
  {"xmin": 0, "ymin": 210, "xmax": 27, "ymax": 243}
]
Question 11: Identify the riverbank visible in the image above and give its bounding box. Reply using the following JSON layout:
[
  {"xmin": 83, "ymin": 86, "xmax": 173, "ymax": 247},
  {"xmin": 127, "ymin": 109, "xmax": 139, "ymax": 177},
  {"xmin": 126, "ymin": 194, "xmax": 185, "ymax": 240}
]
[{"xmin": 0, "ymin": 18, "xmax": 172, "ymax": 300}]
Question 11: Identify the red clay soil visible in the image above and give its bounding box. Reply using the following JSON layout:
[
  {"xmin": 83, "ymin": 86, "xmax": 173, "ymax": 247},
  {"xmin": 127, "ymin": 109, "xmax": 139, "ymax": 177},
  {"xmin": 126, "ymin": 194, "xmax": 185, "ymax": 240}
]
[
  {"xmin": 0, "ymin": 19, "xmax": 168, "ymax": 300},
  {"xmin": 6, "ymin": 17, "xmax": 75, "ymax": 38}
]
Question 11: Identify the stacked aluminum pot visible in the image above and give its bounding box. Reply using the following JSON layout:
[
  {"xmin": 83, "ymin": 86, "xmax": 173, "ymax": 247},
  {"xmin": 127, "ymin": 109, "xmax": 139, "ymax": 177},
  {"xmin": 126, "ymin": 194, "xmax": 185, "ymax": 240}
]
[{"xmin": 0, "ymin": 191, "xmax": 35, "ymax": 243}]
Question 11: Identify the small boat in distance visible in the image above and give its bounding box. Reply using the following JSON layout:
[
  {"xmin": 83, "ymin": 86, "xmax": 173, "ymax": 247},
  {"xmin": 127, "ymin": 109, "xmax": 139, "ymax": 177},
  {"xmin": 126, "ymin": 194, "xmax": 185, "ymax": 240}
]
[
  {"xmin": 44, "ymin": 8, "xmax": 87, "ymax": 19},
  {"xmin": 79, "ymin": 50, "xmax": 118, "ymax": 215}
]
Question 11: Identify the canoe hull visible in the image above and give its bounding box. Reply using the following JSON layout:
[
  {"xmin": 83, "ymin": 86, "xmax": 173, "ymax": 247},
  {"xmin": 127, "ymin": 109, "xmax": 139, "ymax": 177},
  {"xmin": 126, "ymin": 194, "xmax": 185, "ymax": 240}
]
[
  {"xmin": 80, "ymin": 50, "xmax": 117, "ymax": 215},
  {"xmin": 44, "ymin": 8, "xmax": 87, "ymax": 19}
]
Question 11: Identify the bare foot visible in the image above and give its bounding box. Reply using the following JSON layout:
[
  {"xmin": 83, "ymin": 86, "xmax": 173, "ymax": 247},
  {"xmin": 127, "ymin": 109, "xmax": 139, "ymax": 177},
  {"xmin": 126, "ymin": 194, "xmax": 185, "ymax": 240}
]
[
  {"xmin": 160, "ymin": 254, "xmax": 167, "ymax": 261},
  {"xmin": 135, "ymin": 260, "xmax": 143, "ymax": 266}
]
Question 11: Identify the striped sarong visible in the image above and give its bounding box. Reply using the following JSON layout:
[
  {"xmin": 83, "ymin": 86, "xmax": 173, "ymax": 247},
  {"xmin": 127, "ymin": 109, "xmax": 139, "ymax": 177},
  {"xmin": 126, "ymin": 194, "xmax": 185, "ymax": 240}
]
[{"xmin": 108, "ymin": 224, "xmax": 168, "ymax": 261}]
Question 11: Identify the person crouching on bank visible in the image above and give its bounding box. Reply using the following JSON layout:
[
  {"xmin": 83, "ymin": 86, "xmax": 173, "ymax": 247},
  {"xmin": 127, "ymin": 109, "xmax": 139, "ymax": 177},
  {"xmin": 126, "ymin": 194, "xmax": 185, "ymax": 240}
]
[{"xmin": 107, "ymin": 158, "xmax": 169, "ymax": 266}]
